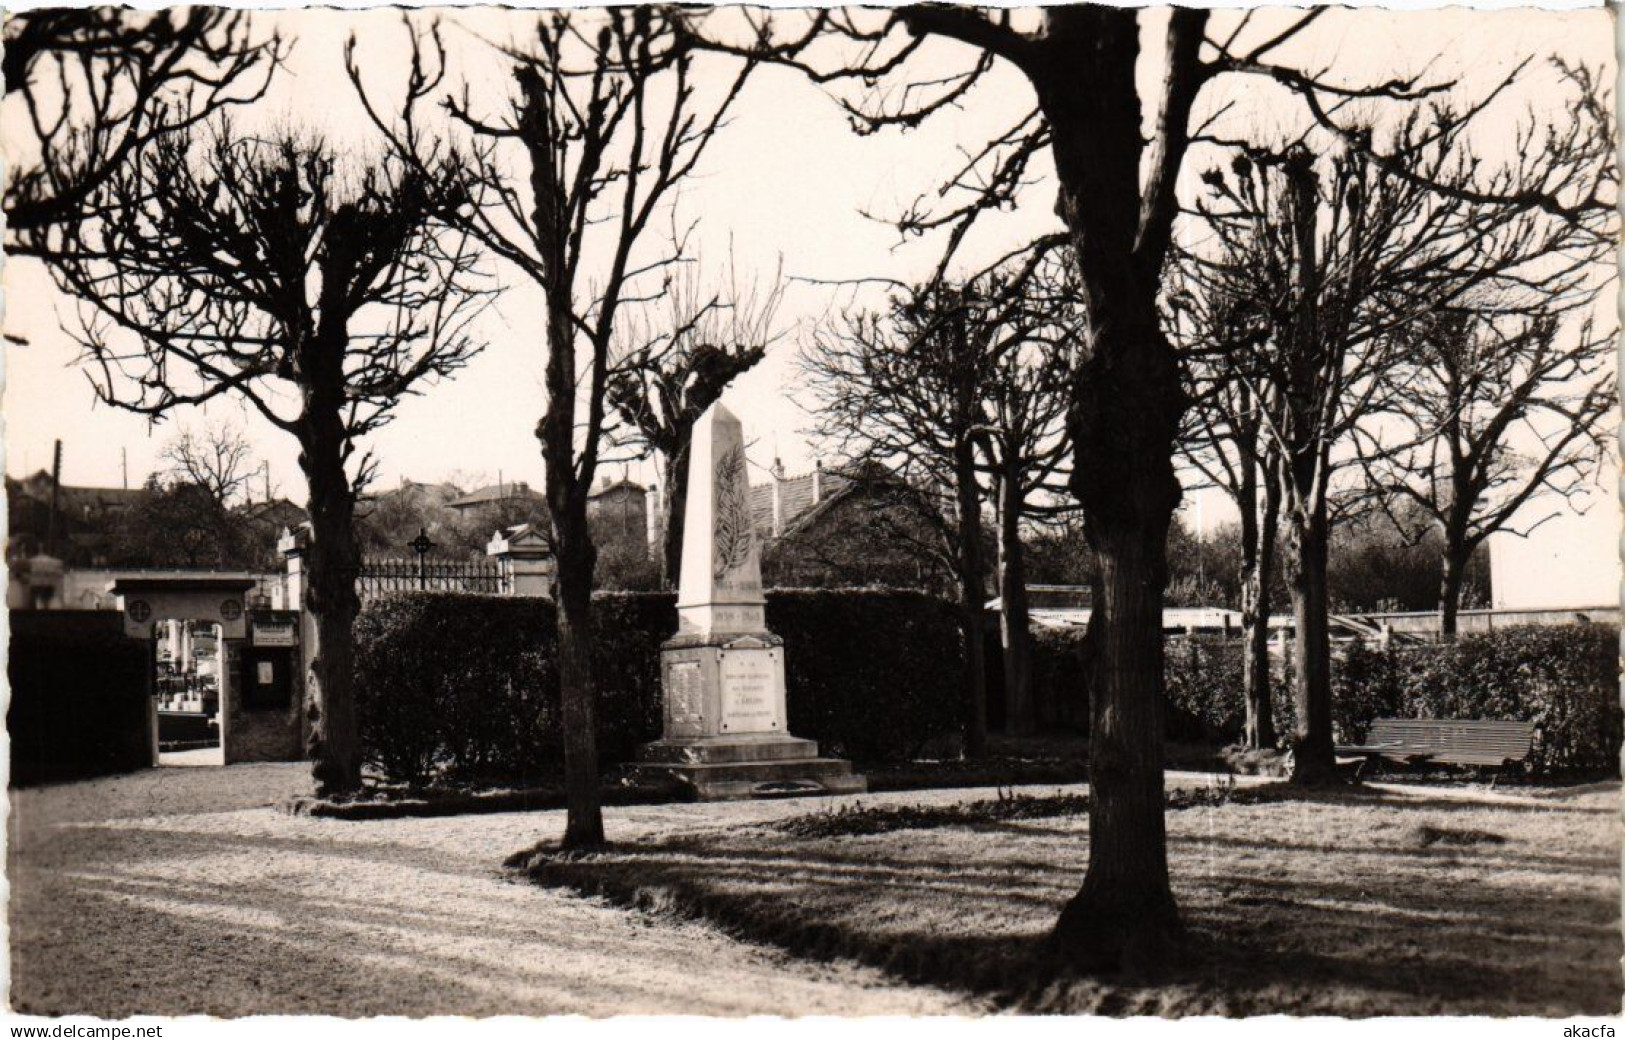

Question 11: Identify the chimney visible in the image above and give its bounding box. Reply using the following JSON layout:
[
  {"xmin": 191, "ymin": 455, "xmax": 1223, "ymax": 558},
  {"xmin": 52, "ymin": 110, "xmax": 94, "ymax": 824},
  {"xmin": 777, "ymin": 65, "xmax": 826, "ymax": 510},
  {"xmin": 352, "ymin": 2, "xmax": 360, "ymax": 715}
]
[
  {"xmin": 771, "ymin": 467, "xmax": 785, "ymax": 537},
  {"xmin": 646, "ymin": 482, "xmax": 661, "ymax": 553},
  {"xmin": 812, "ymin": 460, "xmax": 823, "ymax": 505}
]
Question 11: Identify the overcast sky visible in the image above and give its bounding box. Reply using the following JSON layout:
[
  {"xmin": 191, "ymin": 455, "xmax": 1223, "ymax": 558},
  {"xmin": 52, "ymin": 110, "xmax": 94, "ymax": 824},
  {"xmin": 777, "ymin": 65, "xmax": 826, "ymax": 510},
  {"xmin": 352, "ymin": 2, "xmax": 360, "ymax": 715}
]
[{"xmin": 3, "ymin": 3, "xmax": 1614, "ymax": 557}]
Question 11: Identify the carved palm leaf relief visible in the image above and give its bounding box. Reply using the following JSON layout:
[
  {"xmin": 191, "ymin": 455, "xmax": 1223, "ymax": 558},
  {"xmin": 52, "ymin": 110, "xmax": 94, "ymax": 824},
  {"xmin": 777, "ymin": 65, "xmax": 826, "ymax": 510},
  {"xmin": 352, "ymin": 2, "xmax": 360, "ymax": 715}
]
[{"xmin": 713, "ymin": 442, "xmax": 753, "ymax": 581}]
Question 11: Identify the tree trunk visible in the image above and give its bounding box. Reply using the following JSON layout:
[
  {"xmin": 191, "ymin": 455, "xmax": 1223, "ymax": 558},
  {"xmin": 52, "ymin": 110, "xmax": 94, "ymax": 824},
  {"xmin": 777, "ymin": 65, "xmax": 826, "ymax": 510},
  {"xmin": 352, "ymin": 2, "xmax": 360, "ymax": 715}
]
[
  {"xmin": 998, "ymin": 469, "xmax": 1035, "ymax": 735},
  {"xmin": 1044, "ymin": 161, "xmax": 1185, "ymax": 973},
  {"xmin": 1277, "ymin": 152, "xmax": 1337, "ymax": 786},
  {"xmin": 955, "ymin": 438, "xmax": 989, "ymax": 759},
  {"xmin": 1051, "ymin": 518, "xmax": 1181, "ymax": 972},
  {"xmin": 660, "ymin": 437, "xmax": 691, "ymax": 590},
  {"xmin": 1034, "ymin": 5, "xmax": 1192, "ymax": 972},
  {"xmin": 538, "ymin": 338, "xmax": 605, "ymax": 846},
  {"xmin": 1239, "ymin": 481, "xmax": 1279, "ymax": 750},
  {"xmin": 1286, "ymin": 507, "xmax": 1336, "ymax": 783},
  {"xmin": 553, "ymin": 519, "xmax": 605, "ymax": 848},
  {"xmin": 1438, "ymin": 541, "xmax": 1469, "ymax": 639},
  {"xmin": 298, "ymin": 422, "xmax": 363, "ymax": 798}
]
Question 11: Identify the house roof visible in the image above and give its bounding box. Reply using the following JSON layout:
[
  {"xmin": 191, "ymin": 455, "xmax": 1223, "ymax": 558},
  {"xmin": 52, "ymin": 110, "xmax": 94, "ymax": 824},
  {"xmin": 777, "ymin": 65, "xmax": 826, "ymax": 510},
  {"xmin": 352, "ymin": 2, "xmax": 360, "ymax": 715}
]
[
  {"xmin": 362, "ymin": 479, "xmax": 465, "ymax": 504},
  {"xmin": 445, "ymin": 482, "xmax": 544, "ymax": 510},
  {"xmin": 747, "ymin": 468, "xmax": 856, "ymax": 538},
  {"xmin": 236, "ymin": 498, "xmax": 306, "ymax": 522},
  {"xmin": 588, "ymin": 478, "xmax": 647, "ymax": 500},
  {"xmin": 13, "ymin": 471, "xmax": 145, "ymax": 512}
]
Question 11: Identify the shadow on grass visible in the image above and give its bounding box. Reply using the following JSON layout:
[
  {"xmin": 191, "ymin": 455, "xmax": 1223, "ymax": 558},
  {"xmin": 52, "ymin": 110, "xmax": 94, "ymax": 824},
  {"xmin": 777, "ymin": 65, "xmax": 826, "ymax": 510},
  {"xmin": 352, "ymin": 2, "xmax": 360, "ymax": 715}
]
[{"xmin": 515, "ymin": 789, "xmax": 1621, "ymax": 1016}]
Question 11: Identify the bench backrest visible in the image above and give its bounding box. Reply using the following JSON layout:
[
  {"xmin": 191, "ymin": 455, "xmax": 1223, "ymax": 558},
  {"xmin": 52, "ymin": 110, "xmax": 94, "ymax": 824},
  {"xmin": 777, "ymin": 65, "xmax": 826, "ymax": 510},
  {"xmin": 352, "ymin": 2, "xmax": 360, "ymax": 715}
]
[{"xmin": 1365, "ymin": 718, "xmax": 1537, "ymax": 766}]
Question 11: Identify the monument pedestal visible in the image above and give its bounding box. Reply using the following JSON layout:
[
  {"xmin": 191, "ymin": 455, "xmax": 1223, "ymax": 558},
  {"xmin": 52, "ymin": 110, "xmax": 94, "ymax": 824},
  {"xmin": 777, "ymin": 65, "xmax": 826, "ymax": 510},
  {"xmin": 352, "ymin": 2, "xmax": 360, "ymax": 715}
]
[
  {"xmin": 637, "ymin": 631, "xmax": 866, "ymax": 801},
  {"xmin": 636, "ymin": 401, "xmax": 864, "ymax": 802}
]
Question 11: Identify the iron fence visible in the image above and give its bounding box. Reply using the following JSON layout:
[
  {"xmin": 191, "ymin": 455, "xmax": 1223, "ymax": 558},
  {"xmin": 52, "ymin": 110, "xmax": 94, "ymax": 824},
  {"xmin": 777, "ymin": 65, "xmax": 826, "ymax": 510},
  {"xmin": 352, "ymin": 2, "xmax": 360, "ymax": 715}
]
[{"xmin": 355, "ymin": 556, "xmax": 505, "ymax": 602}]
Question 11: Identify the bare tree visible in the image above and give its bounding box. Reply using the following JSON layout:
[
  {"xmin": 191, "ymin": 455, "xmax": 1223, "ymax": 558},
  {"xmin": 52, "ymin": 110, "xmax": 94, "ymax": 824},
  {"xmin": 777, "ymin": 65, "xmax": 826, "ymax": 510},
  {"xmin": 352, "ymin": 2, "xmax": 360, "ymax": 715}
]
[
  {"xmin": 40, "ymin": 124, "xmax": 487, "ymax": 797},
  {"xmin": 803, "ymin": 282, "xmax": 999, "ymax": 757},
  {"xmin": 1363, "ymin": 309, "xmax": 1615, "ymax": 635},
  {"xmin": 1167, "ymin": 285, "xmax": 1282, "ymax": 751},
  {"xmin": 161, "ymin": 421, "xmax": 257, "ymax": 510},
  {"xmin": 352, "ymin": 10, "xmax": 757, "ymax": 847},
  {"xmin": 1185, "ymin": 78, "xmax": 1613, "ymax": 781},
  {"xmin": 4, "ymin": 8, "xmax": 281, "ymax": 253},
  {"xmin": 605, "ymin": 261, "xmax": 785, "ymax": 586},
  {"xmin": 805, "ymin": 272, "xmax": 1062, "ymax": 756},
  {"xmin": 151, "ymin": 421, "xmax": 260, "ymax": 566},
  {"xmin": 973, "ymin": 264, "xmax": 1079, "ymax": 737}
]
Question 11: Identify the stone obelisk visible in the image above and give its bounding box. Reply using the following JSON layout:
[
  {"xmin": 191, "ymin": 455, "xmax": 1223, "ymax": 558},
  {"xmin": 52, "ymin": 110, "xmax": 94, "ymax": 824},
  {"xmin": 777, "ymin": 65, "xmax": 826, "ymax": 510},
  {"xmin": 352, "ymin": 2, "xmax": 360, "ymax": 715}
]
[{"xmin": 638, "ymin": 402, "xmax": 865, "ymax": 800}]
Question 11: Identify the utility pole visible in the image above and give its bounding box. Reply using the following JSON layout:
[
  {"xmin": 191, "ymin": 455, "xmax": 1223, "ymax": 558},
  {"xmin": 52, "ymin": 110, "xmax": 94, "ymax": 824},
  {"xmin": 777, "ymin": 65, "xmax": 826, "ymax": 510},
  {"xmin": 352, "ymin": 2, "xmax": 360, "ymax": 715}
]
[
  {"xmin": 121, "ymin": 446, "xmax": 128, "ymax": 490},
  {"xmin": 45, "ymin": 439, "xmax": 62, "ymax": 557}
]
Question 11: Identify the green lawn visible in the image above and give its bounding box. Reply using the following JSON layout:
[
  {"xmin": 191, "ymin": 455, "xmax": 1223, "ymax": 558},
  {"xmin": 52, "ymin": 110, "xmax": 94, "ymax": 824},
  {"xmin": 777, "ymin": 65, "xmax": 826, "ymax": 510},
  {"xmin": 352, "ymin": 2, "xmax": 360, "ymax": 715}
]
[{"xmin": 516, "ymin": 782, "xmax": 1621, "ymax": 1016}]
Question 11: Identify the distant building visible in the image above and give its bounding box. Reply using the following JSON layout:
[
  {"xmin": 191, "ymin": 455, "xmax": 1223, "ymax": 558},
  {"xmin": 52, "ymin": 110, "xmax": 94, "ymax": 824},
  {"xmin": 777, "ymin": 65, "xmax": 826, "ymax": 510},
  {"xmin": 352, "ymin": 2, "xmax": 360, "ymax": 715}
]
[
  {"xmin": 983, "ymin": 586, "xmax": 1245, "ymax": 635},
  {"xmin": 235, "ymin": 497, "xmax": 308, "ymax": 537},
  {"xmin": 445, "ymin": 480, "xmax": 545, "ymax": 514},
  {"xmin": 587, "ymin": 476, "xmax": 650, "ymax": 547},
  {"xmin": 364, "ymin": 478, "xmax": 464, "ymax": 512},
  {"xmin": 6, "ymin": 470, "xmax": 145, "ymax": 564},
  {"xmin": 754, "ymin": 461, "xmax": 949, "ymax": 592},
  {"xmin": 1487, "ymin": 472, "xmax": 1620, "ymax": 612},
  {"xmin": 747, "ymin": 461, "xmax": 852, "ymax": 540}
]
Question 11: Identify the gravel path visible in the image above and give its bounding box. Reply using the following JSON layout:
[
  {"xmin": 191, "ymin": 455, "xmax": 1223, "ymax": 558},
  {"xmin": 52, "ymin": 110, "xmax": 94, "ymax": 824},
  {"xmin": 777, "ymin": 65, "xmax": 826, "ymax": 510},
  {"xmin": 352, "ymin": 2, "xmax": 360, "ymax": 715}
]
[{"xmin": 9, "ymin": 763, "xmax": 1022, "ymax": 1018}]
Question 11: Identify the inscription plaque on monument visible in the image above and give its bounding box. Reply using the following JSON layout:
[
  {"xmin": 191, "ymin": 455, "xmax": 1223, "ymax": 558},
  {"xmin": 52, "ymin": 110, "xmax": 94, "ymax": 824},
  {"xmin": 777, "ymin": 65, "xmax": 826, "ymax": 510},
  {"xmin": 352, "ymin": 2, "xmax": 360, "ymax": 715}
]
[
  {"xmin": 718, "ymin": 648, "xmax": 782, "ymax": 734},
  {"xmin": 666, "ymin": 660, "xmax": 705, "ymax": 736}
]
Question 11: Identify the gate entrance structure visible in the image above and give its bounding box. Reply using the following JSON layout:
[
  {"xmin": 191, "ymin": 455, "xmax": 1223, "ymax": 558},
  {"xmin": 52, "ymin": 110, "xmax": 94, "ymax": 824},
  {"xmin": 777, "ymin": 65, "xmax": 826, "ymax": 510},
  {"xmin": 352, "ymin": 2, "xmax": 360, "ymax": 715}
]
[{"xmin": 110, "ymin": 577, "xmax": 304, "ymax": 765}]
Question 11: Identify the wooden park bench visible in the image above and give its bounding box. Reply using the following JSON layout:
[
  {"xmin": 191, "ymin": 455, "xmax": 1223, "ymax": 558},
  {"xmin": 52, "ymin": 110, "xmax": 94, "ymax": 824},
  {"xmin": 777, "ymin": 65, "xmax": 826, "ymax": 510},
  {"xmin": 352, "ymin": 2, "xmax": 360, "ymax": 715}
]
[{"xmin": 1335, "ymin": 718, "xmax": 1537, "ymax": 777}]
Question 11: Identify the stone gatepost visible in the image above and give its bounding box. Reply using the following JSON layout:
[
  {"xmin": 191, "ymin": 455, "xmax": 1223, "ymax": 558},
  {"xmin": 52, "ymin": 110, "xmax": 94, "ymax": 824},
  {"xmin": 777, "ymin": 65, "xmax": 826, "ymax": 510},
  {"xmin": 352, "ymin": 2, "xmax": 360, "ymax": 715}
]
[
  {"xmin": 279, "ymin": 524, "xmax": 317, "ymax": 758},
  {"xmin": 487, "ymin": 524, "xmax": 556, "ymax": 597},
  {"xmin": 637, "ymin": 402, "xmax": 865, "ymax": 800},
  {"xmin": 277, "ymin": 525, "xmax": 310, "ymax": 612}
]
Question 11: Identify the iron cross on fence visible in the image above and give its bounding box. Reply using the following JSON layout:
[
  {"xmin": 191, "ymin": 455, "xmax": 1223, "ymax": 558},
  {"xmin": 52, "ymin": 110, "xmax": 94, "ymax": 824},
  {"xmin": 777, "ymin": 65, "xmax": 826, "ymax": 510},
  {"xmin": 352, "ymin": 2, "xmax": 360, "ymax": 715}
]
[{"xmin": 408, "ymin": 527, "xmax": 437, "ymax": 590}]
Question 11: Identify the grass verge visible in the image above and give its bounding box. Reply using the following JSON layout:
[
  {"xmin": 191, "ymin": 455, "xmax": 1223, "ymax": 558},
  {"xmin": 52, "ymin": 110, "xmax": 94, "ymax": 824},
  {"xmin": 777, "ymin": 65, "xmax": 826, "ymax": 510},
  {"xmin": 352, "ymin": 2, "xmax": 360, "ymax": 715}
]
[{"xmin": 512, "ymin": 782, "xmax": 1621, "ymax": 1015}]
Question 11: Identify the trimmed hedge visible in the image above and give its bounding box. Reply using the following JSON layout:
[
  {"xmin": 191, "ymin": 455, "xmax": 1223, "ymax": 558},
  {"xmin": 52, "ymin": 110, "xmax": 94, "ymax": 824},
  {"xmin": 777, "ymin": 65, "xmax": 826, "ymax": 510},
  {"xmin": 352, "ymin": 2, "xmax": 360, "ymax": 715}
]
[
  {"xmin": 9, "ymin": 611, "xmax": 153, "ymax": 785},
  {"xmin": 1026, "ymin": 623, "xmax": 1618, "ymax": 776},
  {"xmin": 353, "ymin": 588, "xmax": 965, "ymax": 786},
  {"xmin": 1028, "ymin": 627, "xmax": 1091, "ymax": 732},
  {"xmin": 1028, "ymin": 631, "xmax": 1278, "ymax": 741},
  {"xmin": 1380, "ymin": 625, "xmax": 1620, "ymax": 776}
]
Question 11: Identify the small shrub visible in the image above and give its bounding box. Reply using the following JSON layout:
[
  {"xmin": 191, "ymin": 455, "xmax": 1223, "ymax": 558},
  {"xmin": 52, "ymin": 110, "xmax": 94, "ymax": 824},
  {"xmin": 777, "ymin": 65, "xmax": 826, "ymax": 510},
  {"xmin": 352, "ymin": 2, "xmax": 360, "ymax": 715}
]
[
  {"xmin": 1165, "ymin": 638, "xmax": 1245, "ymax": 743},
  {"xmin": 1410, "ymin": 824, "xmax": 1508, "ymax": 847}
]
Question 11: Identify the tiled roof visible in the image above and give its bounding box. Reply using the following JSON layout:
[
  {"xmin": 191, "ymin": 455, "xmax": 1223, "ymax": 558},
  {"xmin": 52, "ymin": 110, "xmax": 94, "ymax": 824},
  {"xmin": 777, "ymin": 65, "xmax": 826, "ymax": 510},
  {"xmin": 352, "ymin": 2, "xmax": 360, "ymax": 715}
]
[{"xmin": 748, "ymin": 469, "xmax": 853, "ymax": 538}]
